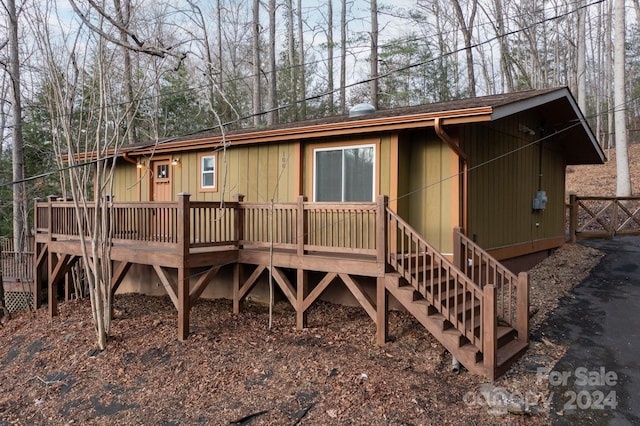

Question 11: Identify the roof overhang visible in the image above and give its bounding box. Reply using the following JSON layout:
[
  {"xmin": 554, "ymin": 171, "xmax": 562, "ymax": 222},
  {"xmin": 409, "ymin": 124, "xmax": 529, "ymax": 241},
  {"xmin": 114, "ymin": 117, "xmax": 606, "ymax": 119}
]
[
  {"xmin": 491, "ymin": 87, "xmax": 605, "ymax": 165},
  {"xmin": 77, "ymin": 87, "xmax": 604, "ymax": 167},
  {"xmin": 118, "ymin": 106, "xmax": 493, "ymax": 157}
]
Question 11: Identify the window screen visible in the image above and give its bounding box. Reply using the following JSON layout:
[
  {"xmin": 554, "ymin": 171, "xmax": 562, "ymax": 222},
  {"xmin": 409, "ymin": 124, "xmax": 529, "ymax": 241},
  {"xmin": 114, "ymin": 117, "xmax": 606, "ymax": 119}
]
[{"xmin": 314, "ymin": 145, "xmax": 374, "ymax": 202}]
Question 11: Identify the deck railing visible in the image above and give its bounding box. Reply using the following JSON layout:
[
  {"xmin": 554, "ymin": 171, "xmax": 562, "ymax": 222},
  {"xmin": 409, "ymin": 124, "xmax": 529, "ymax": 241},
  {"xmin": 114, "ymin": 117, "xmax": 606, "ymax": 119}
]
[
  {"xmin": 568, "ymin": 195, "xmax": 640, "ymax": 241},
  {"xmin": 386, "ymin": 208, "xmax": 486, "ymax": 349},
  {"xmin": 454, "ymin": 228, "xmax": 528, "ymax": 343},
  {"xmin": 1, "ymin": 237, "xmax": 34, "ymax": 282},
  {"xmin": 34, "ymin": 195, "xmax": 382, "ymax": 258}
]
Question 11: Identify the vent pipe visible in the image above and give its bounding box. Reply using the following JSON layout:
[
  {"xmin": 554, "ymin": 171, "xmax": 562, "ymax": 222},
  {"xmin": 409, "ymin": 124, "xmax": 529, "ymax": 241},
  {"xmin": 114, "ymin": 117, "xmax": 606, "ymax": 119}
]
[{"xmin": 349, "ymin": 103, "xmax": 376, "ymax": 118}]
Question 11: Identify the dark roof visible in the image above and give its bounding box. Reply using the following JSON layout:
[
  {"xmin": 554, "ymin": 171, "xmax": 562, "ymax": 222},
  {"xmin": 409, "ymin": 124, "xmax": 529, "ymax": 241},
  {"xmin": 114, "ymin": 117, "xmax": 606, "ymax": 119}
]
[{"xmin": 121, "ymin": 87, "xmax": 604, "ymax": 165}]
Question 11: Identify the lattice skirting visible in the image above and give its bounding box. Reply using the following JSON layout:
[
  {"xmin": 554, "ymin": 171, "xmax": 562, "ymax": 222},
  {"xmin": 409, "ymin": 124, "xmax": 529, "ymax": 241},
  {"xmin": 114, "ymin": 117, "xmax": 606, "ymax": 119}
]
[{"xmin": 5, "ymin": 291, "xmax": 33, "ymax": 313}]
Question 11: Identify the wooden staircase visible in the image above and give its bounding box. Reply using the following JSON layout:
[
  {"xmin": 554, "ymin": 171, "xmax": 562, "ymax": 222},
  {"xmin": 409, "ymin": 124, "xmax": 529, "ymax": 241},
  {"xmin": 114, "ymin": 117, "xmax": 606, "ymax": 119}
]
[{"xmin": 384, "ymin": 209, "xmax": 529, "ymax": 380}]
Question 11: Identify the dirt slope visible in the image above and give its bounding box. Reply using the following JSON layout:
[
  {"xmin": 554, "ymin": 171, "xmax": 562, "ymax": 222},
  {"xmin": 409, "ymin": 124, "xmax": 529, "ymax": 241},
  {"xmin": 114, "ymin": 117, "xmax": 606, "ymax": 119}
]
[{"xmin": 566, "ymin": 143, "xmax": 640, "ymax": 195}]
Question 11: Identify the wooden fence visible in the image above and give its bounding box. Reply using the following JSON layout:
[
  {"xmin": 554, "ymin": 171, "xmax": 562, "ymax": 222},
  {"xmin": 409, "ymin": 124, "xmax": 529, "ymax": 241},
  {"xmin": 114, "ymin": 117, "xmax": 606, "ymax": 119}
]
[{"xmin": 568, "ymin": 195, "xmax": 640, "ymax": 241}]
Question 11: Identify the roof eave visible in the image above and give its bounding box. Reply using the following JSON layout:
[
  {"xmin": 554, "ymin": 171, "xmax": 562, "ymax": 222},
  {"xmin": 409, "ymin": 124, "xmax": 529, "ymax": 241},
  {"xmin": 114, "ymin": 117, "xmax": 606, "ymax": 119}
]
[
  {"xmin": 125, "ymin": 107, "xmax": 494, "ymax": 156},
  {"xmin": 492, "ymin": 87, "xmax": 605, "ymax": 165}
]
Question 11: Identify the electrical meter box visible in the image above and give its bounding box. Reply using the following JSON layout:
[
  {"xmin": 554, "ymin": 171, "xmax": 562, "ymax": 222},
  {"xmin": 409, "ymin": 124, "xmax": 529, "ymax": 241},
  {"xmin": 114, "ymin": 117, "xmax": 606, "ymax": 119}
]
[{"xmin": 532, "ymin": 190, "xmax": 548, "ymax": 210}]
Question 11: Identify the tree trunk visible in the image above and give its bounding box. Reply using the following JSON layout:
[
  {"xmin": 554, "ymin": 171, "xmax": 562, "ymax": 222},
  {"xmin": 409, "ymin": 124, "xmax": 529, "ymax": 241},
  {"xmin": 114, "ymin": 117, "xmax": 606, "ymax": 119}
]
[
  {"xmin": 577, "ymin": 1, "xmax": 586, "ymax": 112},
  {"xmin": 451, "ymin": 0, "xmax": 477, "ymax": 97},
  {"xmin": 606, "ymin": 0, "xmax": 614, "ymax": 151},
  {"xmin": 252, "ymin": 0, "xmax": 262, "ymax": 127},
  {"xmin": 614, "ymin": 0, "xmax": 631, "ymax": 196},
  {"xmin": 114, "ymin": 0, "xmax": 137, "ymax": 145},
  {"xmin": 268, "ymin": 0, "xmax": 277, "ymax": 125},
  {"xmin": 297, "ymin": 0, "xmax": 306, "ymax": 119},
  {"xmin": 327, "ymin": 0, "xmax": 334, "ymax": 115},
  {"xmin": 340, "ymin": 0, "xmax": 347, "ymax": 114},
  {"xmin": 493, "ymin": 0, "xmax": 513, "ymax": 92},
  {"xmin": 287, "ymin": 0, "xmax": 296, "ymax": 121},
  {"xmin": 8, "ymin": 0, "xmax": 27, "ymax": 254},
  {"xmin": 370, "ymin": 0, "xmax": 378, "ymax": 108}
]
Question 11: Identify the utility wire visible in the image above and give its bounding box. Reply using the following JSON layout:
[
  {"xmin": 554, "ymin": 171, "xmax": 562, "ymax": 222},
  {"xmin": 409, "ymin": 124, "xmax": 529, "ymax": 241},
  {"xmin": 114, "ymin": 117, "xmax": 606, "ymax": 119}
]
[
  {"xmin": 3, "ymin": 0, "xmax": 606, "ymax": 126},
  {"xmin": 0, "ymin": 0, "xmax": 613, "ymax": 190}
]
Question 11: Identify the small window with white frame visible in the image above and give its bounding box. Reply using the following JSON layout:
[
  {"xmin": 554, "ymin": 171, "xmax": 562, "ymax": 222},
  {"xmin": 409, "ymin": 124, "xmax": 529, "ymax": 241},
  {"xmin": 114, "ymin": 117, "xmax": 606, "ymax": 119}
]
[
  {"xmin": 199, "ymin": 153, "xmax": 217, "ymax": 191},
  {"xmin": 313, "ymin": 144, "xmax": 375, "ymax": 202}
]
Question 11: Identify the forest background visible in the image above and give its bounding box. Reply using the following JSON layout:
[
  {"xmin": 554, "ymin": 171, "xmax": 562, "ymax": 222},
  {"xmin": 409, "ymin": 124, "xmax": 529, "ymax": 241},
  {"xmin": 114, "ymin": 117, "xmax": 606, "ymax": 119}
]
[{"xmin": 1, "ymin": 0, "xmax": 639, "ymax": 238}]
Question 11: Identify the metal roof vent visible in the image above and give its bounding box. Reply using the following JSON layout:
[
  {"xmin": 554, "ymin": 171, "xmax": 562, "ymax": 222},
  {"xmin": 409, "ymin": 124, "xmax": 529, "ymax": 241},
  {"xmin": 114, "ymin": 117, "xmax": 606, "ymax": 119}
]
[{"xmin": 349, "ymin": 103, "xmax": 376, "ymax": 118}]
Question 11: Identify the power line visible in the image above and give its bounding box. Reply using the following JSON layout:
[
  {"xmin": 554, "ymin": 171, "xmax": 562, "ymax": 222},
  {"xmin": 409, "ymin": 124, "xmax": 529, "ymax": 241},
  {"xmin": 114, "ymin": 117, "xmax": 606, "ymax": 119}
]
[
  {"xmin": 0, "ymin": 0, "xmax": 611, "ymax": 190},
  {"xmin": 4, "ymin": 0, "xmax": 606, "ymax": 127}
]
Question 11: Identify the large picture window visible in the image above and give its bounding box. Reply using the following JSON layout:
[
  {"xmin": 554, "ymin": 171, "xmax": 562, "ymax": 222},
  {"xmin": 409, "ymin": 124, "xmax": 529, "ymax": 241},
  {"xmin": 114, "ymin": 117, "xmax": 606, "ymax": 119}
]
[
  {"xmin": 200, "ymin": 153, "xmax": 217, "ymax": 191},
  {"xmin": 313, "ymin": 144, "xmax": 375, "ymax": 202}
]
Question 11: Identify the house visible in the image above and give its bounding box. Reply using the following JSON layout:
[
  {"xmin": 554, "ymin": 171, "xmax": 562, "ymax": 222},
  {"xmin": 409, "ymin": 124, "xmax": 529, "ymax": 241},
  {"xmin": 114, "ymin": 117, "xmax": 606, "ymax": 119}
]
[{"xmin": 33, "ymin": 87, "xmax": 604, "ymax": 379}]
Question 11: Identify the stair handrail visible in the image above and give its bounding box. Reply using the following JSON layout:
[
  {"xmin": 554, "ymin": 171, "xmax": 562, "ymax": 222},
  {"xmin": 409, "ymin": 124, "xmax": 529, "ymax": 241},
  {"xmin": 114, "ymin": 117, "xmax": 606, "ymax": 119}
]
[
  {"xmin": 453, "ymin": 228, "xmax": 528, "ymax": 341},
  {"xmin": 386, "ymin": 207, "xmax": 486, "ymax": 348}
]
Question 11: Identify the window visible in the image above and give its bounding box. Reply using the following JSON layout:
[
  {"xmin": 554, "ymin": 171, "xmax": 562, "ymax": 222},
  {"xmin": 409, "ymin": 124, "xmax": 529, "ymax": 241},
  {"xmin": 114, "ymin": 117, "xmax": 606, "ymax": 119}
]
[
  {"xmin": 200, "ymin": 153, "xmax": 217, "ymax": 191},
  {"xmin": 313, "ymin": 144, "xmax": 375, "ymax": 202},
  {"xmin": 156, "ymin": 164, "xmax": 169, "ymax": 180}
]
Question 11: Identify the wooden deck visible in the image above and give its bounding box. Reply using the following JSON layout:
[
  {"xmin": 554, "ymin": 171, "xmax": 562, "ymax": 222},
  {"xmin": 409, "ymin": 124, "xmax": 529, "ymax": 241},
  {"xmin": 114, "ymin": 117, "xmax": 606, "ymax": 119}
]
[{"xmin": 30, "ymin": 194, "xmax": 528, "ymax": 380}]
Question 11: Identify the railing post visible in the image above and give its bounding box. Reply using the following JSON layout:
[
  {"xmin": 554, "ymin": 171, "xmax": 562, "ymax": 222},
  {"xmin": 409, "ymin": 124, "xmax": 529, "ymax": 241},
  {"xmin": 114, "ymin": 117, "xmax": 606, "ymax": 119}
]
[
  {"xmin": 47, "ymin": 195, "xmax": 57, "ymax": 237},
  {"xmin": 177, "ymin": 192, "xmax": 191, "ymax": 341},
  {"xmin": 297, "ymin": 196, "xmax": 307, "ymax": 256},
  {"xmin": 33, "ymin": 198, "xmax": 43, "ymax": 308},
  {"xmin": 569, "ymin": 193, "xmax": 578, "ymax": 244},
  {"xmin": 377, "ymin": 195, "xmax": 388, "ymax": 265},
  {"xmin": 483, "ymin": 284, "xmax": 497, "ymax": 381},
  {"xmin": 453, "ymin": 227, "xmax": 463, "ymax": 271},
  {"xmin": 516, "ymin": 272, "xmax": 529, "ymax": 344},
  {"xmin": 233, "ymin": 194, "xmax": 245, "ymax": 248},
  {"xmin": 611, "ymin": 198, "xmax": 618, "ymax": 239},
  {"xmin": 46, "ymin": 195, "xmax": 57, "ymax": 316}
]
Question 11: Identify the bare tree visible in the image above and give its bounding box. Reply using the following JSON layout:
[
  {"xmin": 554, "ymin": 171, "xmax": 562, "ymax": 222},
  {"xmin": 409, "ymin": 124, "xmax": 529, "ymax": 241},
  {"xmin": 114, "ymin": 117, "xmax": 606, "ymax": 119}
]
[
  {"xmin": 340, "ymin": 0, "xmax": 347, "ymax": 114},
  {"xmin": 577, "ymin": 0, "xmax": 586, "ymax": 112},
  {"xmin": 286, "ymin": 0, "xmax": 297, "ymax": 121},
  {"xmin": 30, "ymin": 0, "xmax": 169, "ymax": 349},
  {"xmin": 369, "ymin": 0, "xmax": 378, "ymax": 108},
  {"xmin": 450, "ymin": 0, "xmax": 477, "ymax": 97},
  {"xmin": 3, "ymin": 0, "xmax": 28, "ymax": 254},
  {"xmin": 267, "ymin": 0, "xmax": 277, "ymax": 125},
  {"xmin": 67, "ymin": 0, "xmax": 186, "ymax": 61},
  {"xmin": 113, "ymin": 0, "xmax": 137, "ymax": 145},
  {"xmin": 614, "ymin": 0, "xmax": 631, "ymax": 196},
  {"xmin": 326, "ymin": 0, "xmax": 334, "ymax": 115},
  {"xmin": 252, "ymin": 0, "xmax": 262, "ymax": 126},
  {"xmin": 296, "ymin": 0, "xmax": 305, "ymax": 118}
]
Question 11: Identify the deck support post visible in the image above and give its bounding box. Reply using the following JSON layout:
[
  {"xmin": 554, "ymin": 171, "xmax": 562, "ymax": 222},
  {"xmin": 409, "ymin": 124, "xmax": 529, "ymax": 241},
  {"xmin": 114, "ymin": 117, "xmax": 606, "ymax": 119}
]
[
  {"xmin": 177, "ymin": 192, "xmax": 191, "ymax": 341},
  {"xmin": 47, "ymin": 251, "xmax": 57, "ymax": 316},
  {"xmin": 569, "ymin": 194, "xmax": 578, "ymax": 243},
  {"xmin": 34, "ymin": 242, "xmax": 47, "ymax": 309},
  {"xmin": 376, "ymin": 276, "xmax": 388, "ymax": 345},
  {"xmin": 483, "ymin": 284, "xmax": 497, "ymax": 381},
  {"xmin": 233, "ymin": 263, "xmax": 242, "ymax": 314},
  {"xmin": 47, "ymin": 195, "xmax": 57, "ymax": 316},
  {"xmin": 516, "ymin": 272, "xmax": 529, "ymax": 344},
  {"xmin": 296, "ymin": 269, "xmax": 307, "ymax": 329}
]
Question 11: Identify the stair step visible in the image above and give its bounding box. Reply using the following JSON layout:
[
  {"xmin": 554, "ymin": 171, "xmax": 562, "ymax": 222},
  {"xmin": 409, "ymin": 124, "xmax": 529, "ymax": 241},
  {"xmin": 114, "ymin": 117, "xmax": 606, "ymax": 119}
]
[
  {"xmin": 496, "ymin": 339, "xmax": 528, "ymax": 369},
  {"xmin": 497, "ymin": 325, "xmax": 517, "ymax": 347}
]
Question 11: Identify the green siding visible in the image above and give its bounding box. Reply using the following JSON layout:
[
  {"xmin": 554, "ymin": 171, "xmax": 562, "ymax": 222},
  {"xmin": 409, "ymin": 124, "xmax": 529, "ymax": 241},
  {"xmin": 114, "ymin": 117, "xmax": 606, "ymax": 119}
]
[
  {"xmin": 461, "ymin": 114, "xmax": 566, "ymax": 250},
  {"xmin": 397, "ymin": 131, "xmax": 456, "ymax": 253},
  {"xmin": 112, "ymin": 143, "xmax": 298, "ymax": 202}
]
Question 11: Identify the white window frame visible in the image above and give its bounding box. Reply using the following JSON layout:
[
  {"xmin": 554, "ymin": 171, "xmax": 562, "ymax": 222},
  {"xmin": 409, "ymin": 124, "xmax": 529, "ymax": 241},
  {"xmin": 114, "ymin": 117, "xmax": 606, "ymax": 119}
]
[
  {"xmin": 199, "ymin": 153, "xmax": 217, "ymax": 191},
  {"xmin": 312, "ymin": 143, "xmax": 376, "ymax": 202}
]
